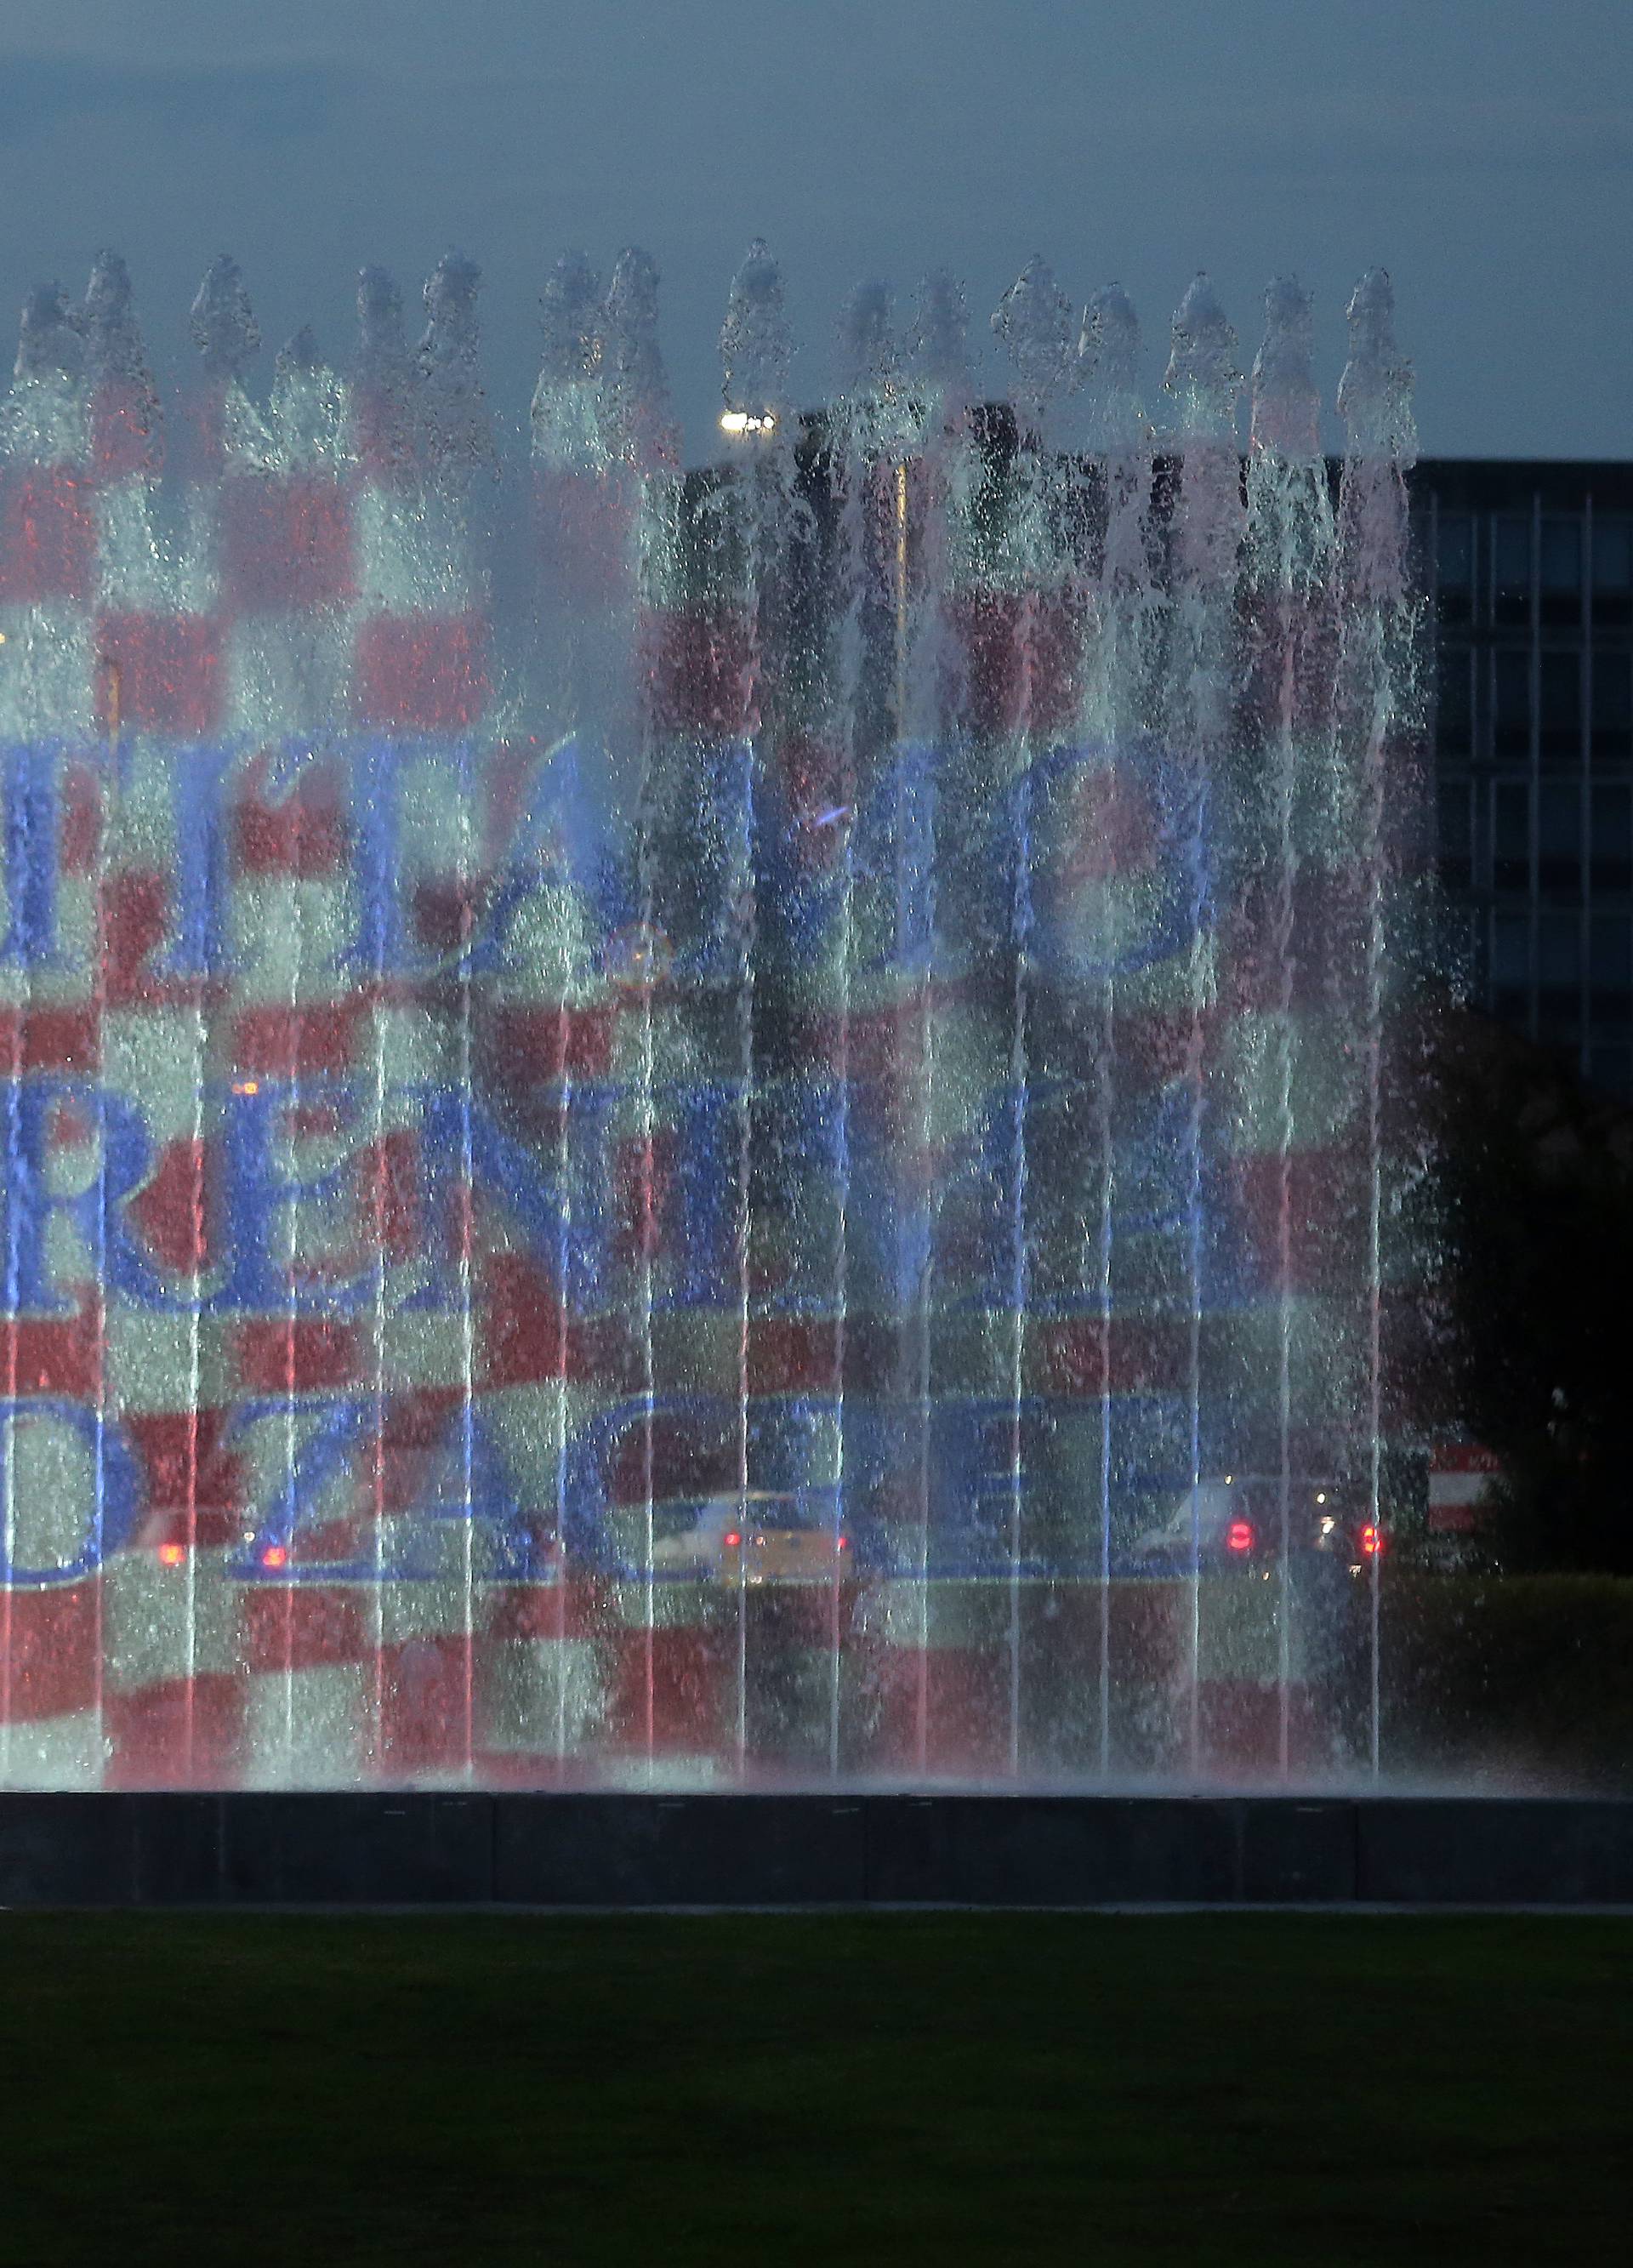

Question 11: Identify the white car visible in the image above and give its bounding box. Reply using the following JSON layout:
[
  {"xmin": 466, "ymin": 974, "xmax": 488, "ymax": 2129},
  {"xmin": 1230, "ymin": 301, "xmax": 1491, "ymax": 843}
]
[
  {"xmin": 647, "ymin": 1494, "xmax": 851, "ymax": 1584},
  {"xmin": 1133, "ymin": 1481, "xmax": 1251, "ymax": 1565}
]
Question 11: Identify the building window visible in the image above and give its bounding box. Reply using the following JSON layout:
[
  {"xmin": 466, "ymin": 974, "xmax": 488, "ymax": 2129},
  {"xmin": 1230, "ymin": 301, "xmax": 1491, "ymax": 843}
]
[
  {"xmin": 1437, "ymin": 779, "xmax": 1471, "ymax": 892},
  {"xmin": 1590, "ymin": 783, "xmax": 1632, "ymax": 894},
  {"xmin": 1539, "ymin": 650, "xmax": 1583, "ymax": 765},
  {"xmin": 1539, "ymin": 518, "xmax": 1583, "ymax": 627},
  {"xmin": 1494, "ymin": 647, "xmax": 1531, "ymax": 761},
  {"xmin": 1436, "ymin": 647, "xmax": 1471, "ymax": 755},
  {"xmin": 1592, "ymin": 517, "xmax": 1632, "ymax": 630},
  {"xmin": 1436, "ymin": 512, "xmax": 1473, "ymax": 624},
  {"xmin": 1493, "ymin": 780, "xmax": 1529, "ymax": 892},
  {"xmin": 1493, "ymin": 516, "xmax": 1532, "ymax": 627},
  {"xmin": 1589, "ymin": 914, "xmax": 1632, "ymax": 1023},
  {"xmin": 1590, "ymin": 649, "xmax": 1632, "ymax": 764},
  {"xmin": 1537, "ymin": 781, "xmax": 1581, "ymax": 895},
  {"xmin": 1491, "ymin": 911, "xmax": 1530, "ymax": 1023}
]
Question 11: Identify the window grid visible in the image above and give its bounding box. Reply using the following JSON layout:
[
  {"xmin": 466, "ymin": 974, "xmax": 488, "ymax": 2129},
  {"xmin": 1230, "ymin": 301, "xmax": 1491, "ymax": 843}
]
[{"xmin": 1426, "ymin": 487, "xmax": 1633, "ymax": 1092}]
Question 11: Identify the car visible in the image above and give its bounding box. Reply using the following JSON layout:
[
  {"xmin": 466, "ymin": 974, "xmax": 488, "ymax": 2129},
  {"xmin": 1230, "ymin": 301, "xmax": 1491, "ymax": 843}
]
[
  {"xmin": 648, "ymin": 1492, "xmax": 852, "ymax": 1585},
  {"xmin": 1131, "ymin": 1478, "xmax": 1384, "ymax": 1572},
  {"xmin": 646, "ymin": 1497, "xmax": 737, "ymax": 1579}
]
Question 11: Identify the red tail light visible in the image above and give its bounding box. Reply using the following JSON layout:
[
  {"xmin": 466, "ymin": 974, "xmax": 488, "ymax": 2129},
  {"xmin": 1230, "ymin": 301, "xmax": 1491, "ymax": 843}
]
[
  {"xmin": 836, "ymin": 1535, "xmax": 849, "ymax": 1552},
  {"xmin": 1226, "ymin": 1519, "xmax": 1255, "ymax": 1554},
  {"xmin": 261, "ymin": 1544, "xmax": 288, "ymax": 1570},
  {"xmin": 157, "ymin": 1542, "xmax": 186, "ymax": 1568},
  {"xmin": 723, "ymin": 1531, "xmax": 742, "ymax": 1550},
  {"xmin": 1361, "ymin": 1524, "xmax": 1383, "ymax": 1557}
]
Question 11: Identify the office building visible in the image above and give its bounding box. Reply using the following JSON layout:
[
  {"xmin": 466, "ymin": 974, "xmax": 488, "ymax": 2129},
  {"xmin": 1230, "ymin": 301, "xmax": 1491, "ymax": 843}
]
[{"xmin": 1415, "ymin": 461, "xmax": 1633, "ymax": 1095}]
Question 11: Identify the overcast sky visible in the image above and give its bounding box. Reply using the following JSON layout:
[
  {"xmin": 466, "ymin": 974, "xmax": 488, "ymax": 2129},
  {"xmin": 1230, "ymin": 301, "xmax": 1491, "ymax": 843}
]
[{"xmin": 0, "ymin": 0, "xmax": 1627, "ymax": 461}]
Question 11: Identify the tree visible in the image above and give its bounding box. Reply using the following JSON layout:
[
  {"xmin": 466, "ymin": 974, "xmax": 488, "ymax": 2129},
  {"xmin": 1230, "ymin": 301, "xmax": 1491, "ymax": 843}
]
[{"xmin": 1436, "ymin": 1009, "xmax": 1633, "ymax": 1573}]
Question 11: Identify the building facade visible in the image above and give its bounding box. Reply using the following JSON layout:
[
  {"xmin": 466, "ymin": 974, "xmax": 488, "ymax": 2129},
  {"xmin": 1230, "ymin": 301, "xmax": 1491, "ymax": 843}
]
[{"xmin": 1415, "ymin": 460, "xmax": 1633, "ymax": 1096}]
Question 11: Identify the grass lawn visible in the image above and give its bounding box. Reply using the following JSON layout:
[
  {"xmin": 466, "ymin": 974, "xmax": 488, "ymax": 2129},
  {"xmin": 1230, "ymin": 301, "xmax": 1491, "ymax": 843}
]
[{"xmin": 0, "ymin": 1912, "xmax": 1627, "ymax": 2265}]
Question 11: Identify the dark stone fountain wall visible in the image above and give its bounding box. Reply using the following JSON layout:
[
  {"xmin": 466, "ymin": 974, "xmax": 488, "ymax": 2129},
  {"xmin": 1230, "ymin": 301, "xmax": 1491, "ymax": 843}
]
[{"xmin": 2, "ymin": 1793, "xmax": 1630, "ymax": 1906}]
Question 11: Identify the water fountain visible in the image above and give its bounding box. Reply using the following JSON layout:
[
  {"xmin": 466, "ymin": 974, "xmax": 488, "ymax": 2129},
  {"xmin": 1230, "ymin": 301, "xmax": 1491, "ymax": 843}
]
[{"xmin": 0, "ymin": 241, "xmax": 1425, "ymax": 1803}]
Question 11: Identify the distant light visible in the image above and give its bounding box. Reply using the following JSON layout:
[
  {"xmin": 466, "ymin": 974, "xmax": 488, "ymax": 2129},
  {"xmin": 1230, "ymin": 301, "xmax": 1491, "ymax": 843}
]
[
  {"xmin": 1315, "ymin": 1491, "xmax": 1327, "ymax": 1504},
  {"xmin": 261, "ymin": 1544, "xmax": 288, "ymax": 1570},
  {"xmin": 1320, "ymin": 1516, "xmax": 1335, "ymax": 1536},
  {"xmin": 232, "ymin": 1080, "xmax": 259, "ymax": 1096},
  {"xmin": 157, "ymin": 1542, "xmax": 187, "ymax": 1567},
  {"xmin": 720, "ymin": 410, "xmax": 777, "ymax": 436},
  {"xmin": 1222, "ymin": 1474, "xmax": 1233, "ymax": 1485},
  {"xmin": 606, "ymin": 920, "xmax": 672, "ymax": 988},
  {"xmin": 1226, "ymin": 1519, "xmax": 1254, "ymax": 1554}
]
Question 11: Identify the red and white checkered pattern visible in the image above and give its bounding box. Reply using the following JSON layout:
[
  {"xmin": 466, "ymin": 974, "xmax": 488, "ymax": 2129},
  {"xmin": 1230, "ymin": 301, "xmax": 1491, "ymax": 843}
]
[{"xmin": 0, "ymin": 259, "xmax": 1420, "ymax": 1790}]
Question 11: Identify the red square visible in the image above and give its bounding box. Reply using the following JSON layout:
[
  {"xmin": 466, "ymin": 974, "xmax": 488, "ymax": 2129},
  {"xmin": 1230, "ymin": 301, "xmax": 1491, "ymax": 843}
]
[
  {"xmin": 483, "ymin": 1254, "xmax": 567, "ymax": 1388},
  {"xmin": 2, "ymin": 1587, "xmax": 99, "ymax": 1724},
  {"xmin": 104, "ymin": 1674, "xmax": 244, "ymax": 1787},
  {"xmin": 645, "ymin": 605, "xmax": 755, "ymax": 736},
  {"xmin": 102, "ymin": 869, "xmax": 170, "ymax": 1003},
  {"xmin": 60, "ymin": 763, "xmax": 101, "ymax": 874},
  {"xmin": 90, "ymin": 381, "xmax": 162, "ymax": 483},
  {"xmin": 746, "ymin": 1319, "xmax": 840, "ymax": 1395},
  {"xmin": 235, "ymin": 1319, "xmax": 361, "ymax": 1394},
  {"xmin": 947, "ymin": 587, "xmax": 1085, "ymax": 741},
  {"xmin": 0, "ymin": 1305, "xmax": 100, "ymax": 1399},
  {"xmin": 234, "ymin": 789, "xmax": 349, "ymax": 876},
  {"xmin": 94, "ymin": 613, "xmax": 224, "ymax": 736},
  {"xmin": 0, "ymin": 1004, "xmax": 99, "ymax": 1073},
  {"xmin": 126, "ymin": 1410, "xmax": 244, "ymax": 1514},
  {"xmin": 606, "ymin": 1627, "xmax": 726, "ymax": 1754},
  {"xmin": 379, "ymin": 1634, "xmax": 472, "ymax": 1769},
  {"xmin": 231, "ymin": 1002, "xmax": 361, "ymax": 1078},
  {"xmin": 0, "ymin": 468, "xmax": 95, "ymax": 605},
  {"xmin": 413, "ymin": 875, "xmax": 481, "ymax": 950},
  {"xmin": 353, "ymin": 613, "xmax": 487, "ymax": 731}
]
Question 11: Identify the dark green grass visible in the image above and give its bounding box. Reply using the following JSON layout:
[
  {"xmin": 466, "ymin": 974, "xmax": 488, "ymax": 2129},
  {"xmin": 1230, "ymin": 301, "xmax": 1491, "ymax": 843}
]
[{"xmin": 0, "ymin": 1913, "xmax": 1627, "ymax": 2265}]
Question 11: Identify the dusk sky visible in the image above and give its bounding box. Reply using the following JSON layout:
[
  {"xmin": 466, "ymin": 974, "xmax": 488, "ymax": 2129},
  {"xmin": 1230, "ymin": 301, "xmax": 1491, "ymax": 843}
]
[{"xmin": 0, "ymin": 0, "xmax": 1627, "ymax": 461}]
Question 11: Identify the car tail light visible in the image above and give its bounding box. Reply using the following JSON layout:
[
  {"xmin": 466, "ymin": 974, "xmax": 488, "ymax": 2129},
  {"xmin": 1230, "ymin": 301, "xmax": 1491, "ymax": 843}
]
[
  {"xmin": 836, "ymin": 1535, "xmax": 849, "ymax": 1552},
  {"xmin": 261, "ymin": 1544, "xmax": 288, "ymax": 1570},
  {"xmin": 1226, "ymin": 1519, "xmax": 1255, "ymax": 1554},
  {"xmin": 1361, "ymin": 1524, "xmax": 1383, "ymax": 1557},
  {"xmin": 723, "ymin": 1531, "xmax": 742, "ymax": 1550},
  {"xmin": 157, "ymin": 1542, "xmax": 186, "ymax": 1568}
]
